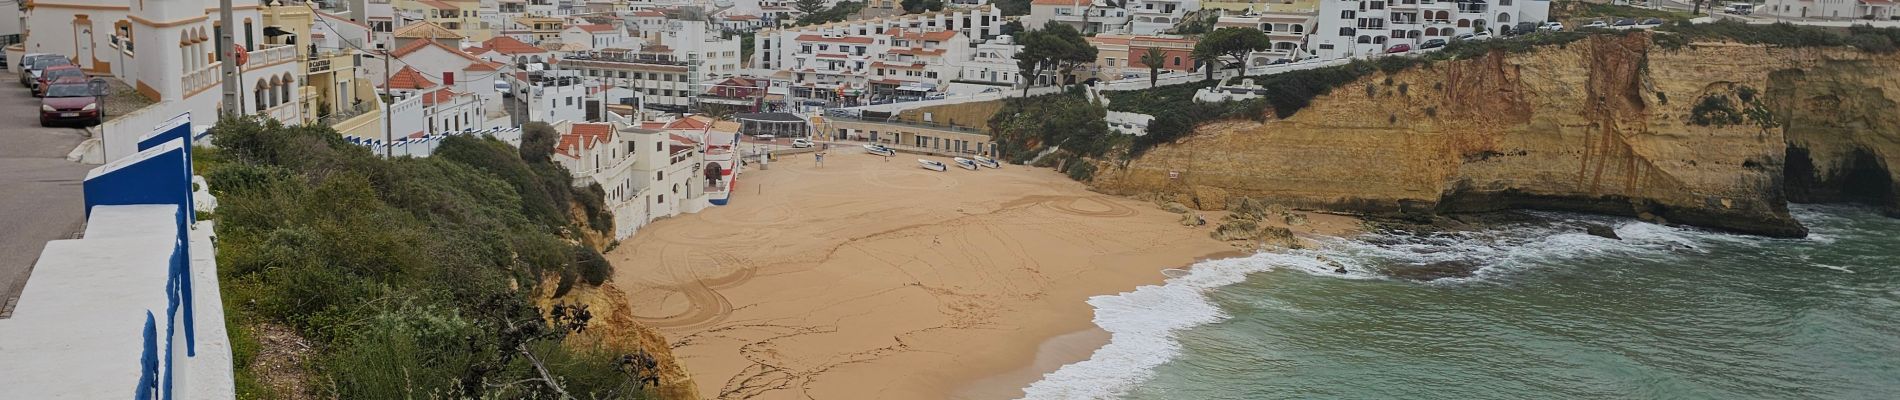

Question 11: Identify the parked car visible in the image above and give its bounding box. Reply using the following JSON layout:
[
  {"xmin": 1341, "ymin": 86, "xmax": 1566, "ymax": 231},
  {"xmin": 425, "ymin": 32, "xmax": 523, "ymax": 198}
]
[
  {"xmin": 1420, "ymin": 39, "xmax": 1448, "ymax": 49},
  {"xmin": 36, "ymin": 65, "xmax": 85, "ymax": 97},
  {"xmin": 791, "ymin": 138, "xmax": 814, "ymax": 148},
  {"xmin": 1583, "ymin": 20, "xmax": 1610, "ymax": 29},
  {"xmin": 1542, "ymin": 22, "xmax": 1566, "ymax": 31},
  {"xmin": 41, "ymin": 79, "xmax": 107, "ymax": 127},
  {"xmin": 1453, "ymin": 32, "xmax": 1476, "ymax": 41},
  {"xmin": 1385, "ymin": 44, "xmax": 1413, "ymax": 54},
  {"xmin": 19, "ymin": 54, "xmax": 69, "ymax": 87},
  {"xmin": 1614, "ymin": 18, "xmax": 1637, "ymax": 27},
  {"xmin": 1640, "ymin": 17, "xmax": 1665, "ymax": 26}
]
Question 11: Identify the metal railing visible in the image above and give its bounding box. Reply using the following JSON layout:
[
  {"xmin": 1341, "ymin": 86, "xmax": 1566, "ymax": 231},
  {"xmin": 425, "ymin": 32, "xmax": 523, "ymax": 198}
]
[{"xmin": 318, "ymin": 101, "xmax": 375, "ymax": 127}]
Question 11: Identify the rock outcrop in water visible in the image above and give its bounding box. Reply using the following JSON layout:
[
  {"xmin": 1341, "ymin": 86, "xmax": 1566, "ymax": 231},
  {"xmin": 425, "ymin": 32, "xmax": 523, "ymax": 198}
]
[{"xmin": 1091, "ymin": 34, "xmax": 1900, "ymax": 237}]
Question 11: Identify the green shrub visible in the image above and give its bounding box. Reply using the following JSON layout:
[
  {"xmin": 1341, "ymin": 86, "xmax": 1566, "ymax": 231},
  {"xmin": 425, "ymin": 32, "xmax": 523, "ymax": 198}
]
[{"xmin": 202, "ymin": 117, "xmax": 644, "ymax": 399}]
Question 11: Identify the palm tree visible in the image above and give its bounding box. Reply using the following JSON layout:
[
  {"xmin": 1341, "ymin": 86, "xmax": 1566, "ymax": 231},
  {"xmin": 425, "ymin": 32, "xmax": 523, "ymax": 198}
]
[
  {"xmin": 1192, "ymin": 46, "xmax": 1221, "ymax": 82},
  {"xmin": 1139, "ymin": 47, "xmax": 1167, "ymax": 88}
]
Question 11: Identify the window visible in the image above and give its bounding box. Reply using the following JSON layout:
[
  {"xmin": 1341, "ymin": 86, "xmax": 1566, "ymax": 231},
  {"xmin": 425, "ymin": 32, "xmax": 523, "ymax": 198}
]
[
  {"xmin": 1339, "ymin": 27, "xmax": 1356, "ymax": 36},
  {"xmin": 1341, "ymin": 10, "xmax": 1355, "ymax": 19},
  {"xmin": 1172, "ymin": 56, "xmax": 1181, "ymax": 66},
  {"xmin": 566, "ymin": 97, "xmax": 574, "ymax": 106}
]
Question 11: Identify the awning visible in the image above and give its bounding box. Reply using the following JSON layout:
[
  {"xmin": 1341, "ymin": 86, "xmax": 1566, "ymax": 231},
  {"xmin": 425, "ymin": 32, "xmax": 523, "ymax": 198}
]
[
  {"xmin": 263, "ymin": 26, "xmax": 295, "ymax": 37},
  {"xmin": 896, "ymin": 82, "xmax": 937, "ymax": 92}
]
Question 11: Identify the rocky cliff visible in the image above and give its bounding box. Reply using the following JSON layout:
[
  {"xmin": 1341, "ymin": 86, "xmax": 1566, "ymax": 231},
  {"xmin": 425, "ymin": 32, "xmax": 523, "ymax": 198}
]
[{"xmin": 1090, "ymin": 34, "xmax": 1900, "ymax": 237}]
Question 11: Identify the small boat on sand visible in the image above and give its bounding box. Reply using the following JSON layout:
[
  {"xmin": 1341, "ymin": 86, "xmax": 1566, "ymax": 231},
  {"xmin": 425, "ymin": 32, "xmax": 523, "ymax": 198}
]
[
  {"xmin": 953, "ymin": 157, "xmax": 980, "ymax": 170},
  {"xmin": 864, "ymin": 144, "xmax": 895, "ymax": 157},
  {"xmin": 973, "ymin": 156, "xmax": 1001, "ymax": 169},
  {"xmin": 918, "ymin": 159, "xmax": 948, "ymax": 171}
]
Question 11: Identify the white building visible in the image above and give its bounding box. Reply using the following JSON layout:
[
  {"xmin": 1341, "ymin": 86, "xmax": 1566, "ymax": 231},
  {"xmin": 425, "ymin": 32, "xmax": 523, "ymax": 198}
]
[
  {"xmin": 1760, "ymin": 0, "xmax": 1889, "ymax": 19},
  {"xmin": 1128, "ymin": 0, "xmax": 1203, "ymax": 35},
  {"xmin": 1309, "ymin": 0, "xmax": 1549, "ymax": 60},
  {"xmin": 524, "ymin": 73, "xmax": 591, "ymax": 122},
  {"xmin": 1216, "ymin": 7, "xmax": 1320, "ymax": 63},
  {"xmin": 560, "ymin": 23, "xmax": 632, "ymax": 50},
  {"xmin": 22, "ymin": 0, "xmax": 309, "ymax": 160},
  {"xmin": 953, "ymin": 35, "xmax": 1023, "ymax": 87},
  {"xmin": 1026, "ymin": 0, "xmax": 1130, "ymax": 34},
  {"xmin": 551, "ymin": 121, "xmax": 710, "ymax": 239}
]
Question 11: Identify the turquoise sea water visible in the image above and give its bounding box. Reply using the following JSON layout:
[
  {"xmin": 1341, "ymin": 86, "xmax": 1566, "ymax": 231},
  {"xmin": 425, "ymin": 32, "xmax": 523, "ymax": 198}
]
[{"xmin": 1024, "ymin": 205, "xmax": 1899, "ymax": 399}]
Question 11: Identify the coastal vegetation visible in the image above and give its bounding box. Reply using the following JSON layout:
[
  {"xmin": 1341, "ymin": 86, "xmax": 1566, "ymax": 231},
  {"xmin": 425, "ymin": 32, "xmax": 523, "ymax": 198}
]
[
  {"xmin": 1656, "ymin": 21, "xmax": 1900, "ymax": 53},
  {"xmin": 201, "ymin": 118, "xmax": 655, "ymax": 399}
]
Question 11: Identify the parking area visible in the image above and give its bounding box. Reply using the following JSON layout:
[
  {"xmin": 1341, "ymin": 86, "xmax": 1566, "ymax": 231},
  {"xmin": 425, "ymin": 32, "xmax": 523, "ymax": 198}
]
[{"xmin": 0, "ymin": 71, "xmax": 95, "ymax": 318}]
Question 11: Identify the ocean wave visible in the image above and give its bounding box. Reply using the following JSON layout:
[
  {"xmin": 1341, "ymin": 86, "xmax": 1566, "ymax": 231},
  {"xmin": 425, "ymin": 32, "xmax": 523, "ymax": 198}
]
[
  {"xmin": 1022, "ymin": 208, "xmax": 1868, "ymax": 399},
  {"xmin": 1018, "ymin": 251, "xmax": 1358, "ymax": 399}
]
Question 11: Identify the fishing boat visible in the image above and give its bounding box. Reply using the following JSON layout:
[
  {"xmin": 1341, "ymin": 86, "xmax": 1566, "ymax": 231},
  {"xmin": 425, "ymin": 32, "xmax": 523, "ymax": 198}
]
[
  {"xmin": 863, "ymin": 143, "xmax": 895, "ymax": 157},
  {"xmin": 953, "ymin": 157, "xmax": 980, "ymax": 170},
  {"xmin": 973, "ymin": 156, "xmax": 1001, "ymax": 169},
  {"xmin": 917, "ymin": 159, "xmax": 948, "ymax": 171}
]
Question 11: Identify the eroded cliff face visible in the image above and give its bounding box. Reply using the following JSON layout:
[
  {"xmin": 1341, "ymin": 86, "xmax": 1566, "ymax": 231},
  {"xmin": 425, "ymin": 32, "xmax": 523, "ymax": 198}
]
[{"xmin": 1091, "ymin": 34, "xmax": 1900, "ymax": 237}]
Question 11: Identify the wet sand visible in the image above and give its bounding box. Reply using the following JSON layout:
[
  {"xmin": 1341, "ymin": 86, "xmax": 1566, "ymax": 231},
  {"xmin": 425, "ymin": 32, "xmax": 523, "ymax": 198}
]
[{"xmin": 606, "ymin": 149, "xmax": 1346, "ymax": 399}]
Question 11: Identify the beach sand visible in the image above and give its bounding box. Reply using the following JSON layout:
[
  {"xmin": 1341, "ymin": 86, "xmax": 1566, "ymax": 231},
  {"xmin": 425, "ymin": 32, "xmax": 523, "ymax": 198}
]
[{"xmin": 607, "ymin": 149, "xmax": 1352, "ymax": 399}]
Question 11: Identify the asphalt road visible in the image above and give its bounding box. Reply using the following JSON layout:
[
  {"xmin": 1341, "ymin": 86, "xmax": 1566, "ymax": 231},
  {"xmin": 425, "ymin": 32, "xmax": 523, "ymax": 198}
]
[{"xmin": 0, "ymin": 72, "xmax": 94, "ymax": 317}]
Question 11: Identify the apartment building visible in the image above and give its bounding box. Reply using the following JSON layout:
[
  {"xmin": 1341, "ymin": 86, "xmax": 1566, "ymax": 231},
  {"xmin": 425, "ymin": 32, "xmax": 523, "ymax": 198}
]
[
  {"xmin": 560, "ymin": 23, "xmax": 634, "ymax": 50},
  {"xmin": 1128, "ymin": 0, "xmax": 1203, "ymax": 35},
  {"xmin": 514, "ymin": 16, "xmax": 567, "ymax": 42},
  {"xmin": 753, "ymin": 4, "xmax": 1006, "ymax": 72},
  {"xmin": 394, "ymin": 0, "xmax": 492, "ymax": 41},
  {"xmin": 1215, "ymin": 5, "xmax": 1319, "ymax": 62},
  {"xmin": 1025, "ymin": 0, "xmax": 1130, "ymax": 34},
  {"xmin": 552, "ymin": 50, "xmax": 698, "ymax": 112},
  {"xmin": 551, "ymin": 121, "xmax": 710, "ymax": 239},
  {"xmin": 1759, "ymin": 0, "xmax": 1884, "ymax": 19},
  {"xmin": 1310, "ymin": 0, "xmax": 1549, "ymax": 59},
  {"xmin": 23, "ymin": 0, "xmax": 309, "ymax": 159},
  {"xmin": 379, "ymin": 66, "xmax": 489, "ymax": 135}
]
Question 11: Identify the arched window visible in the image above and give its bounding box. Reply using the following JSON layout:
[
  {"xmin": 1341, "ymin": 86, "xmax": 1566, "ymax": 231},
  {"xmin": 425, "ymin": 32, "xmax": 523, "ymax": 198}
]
[
  {"xmin": 1293, "ymin": 25, "xmax": 1304, "ymax": 33},
  {"xmin": 1357, "ymin": 35, "xmax": 1372, "ymax": 44},
  {"xmin": 1172, "ymin": 56, "xmax": 1181, "ymax": 66},
  {"xmin": 1500, "ymin": 0, "xmax": 1511, "ymax": 5},
  {"xmin": 253, "ymin": 83, "xmax": 267, "ymax": 112},
  {"xmin": 1457, "ymin": 19, "xmax": 1472, "ymax": 28},
  {"xmin": 1498, "ymin": 13, "xmax": 1512, "ymax": 24},
  {"xmin": 278, "ymin": 74, "xmax": 292, "ymax": 107},
  {"xmin": 1425, "ymin": 27, "xmax": 1439, "ymax": 36},
  {"xmin": 1374, "ymin": 36, "xmax": 1388, "ymax": 44}
]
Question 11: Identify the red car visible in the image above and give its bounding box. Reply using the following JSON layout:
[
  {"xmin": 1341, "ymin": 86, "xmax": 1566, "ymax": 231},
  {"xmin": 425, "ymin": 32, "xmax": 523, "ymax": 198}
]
[
  {"xmin": 35, "ymin": 64, "xmax": 85, "ymax": 97},
  {"xmin": 1385, "ymin": 44, "xmax": 1413, "ymax": 54},
  {"xmin": 41, "ymin": 78, "xmax": 105, "ymax": 127}
]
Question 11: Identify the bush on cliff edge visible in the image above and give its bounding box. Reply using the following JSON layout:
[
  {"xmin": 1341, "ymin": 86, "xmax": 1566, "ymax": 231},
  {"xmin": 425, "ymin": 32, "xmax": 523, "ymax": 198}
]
[{"xmin": 202, "ymin": 117, "xmax": 653, "ymax": 399}]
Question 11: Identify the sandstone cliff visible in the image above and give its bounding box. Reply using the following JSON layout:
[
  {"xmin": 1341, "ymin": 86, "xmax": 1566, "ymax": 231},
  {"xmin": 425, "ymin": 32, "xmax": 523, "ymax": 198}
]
[{"xmin": 1090, "ymin": 34, "xmax": 1900, "ymax": 237}]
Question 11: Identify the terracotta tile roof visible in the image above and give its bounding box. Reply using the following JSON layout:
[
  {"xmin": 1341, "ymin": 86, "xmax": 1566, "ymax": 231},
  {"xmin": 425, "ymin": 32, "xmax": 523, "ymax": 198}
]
[
  {"xmin": 415, "ymin": 0, "xmax": 459, "ymax": 9},
  {"xmin": 727, "ymin": 15, "xmax": 759, "ymax": 20},
  {"xmin": 381, "ymin": 66, "xmax": 437, "ymax": 90},
  {"xmin": 663, "ymin": 117, "xmax": 710, "ymax": 130},
  {"xmin": 391, "ymin": 39, "xmax": 485, "ymax": 64},
  {"xmin": 482, "ymin": 36, "xmax": 547, "ymax": 55},
  {"xmin": 872, "ymin": 61, "xmax": 925, "ymax": 69},
  {"xmin": 887, "ymin": 47, "xmax": 945, "ymax": 56},
  {"xmin": 464, "ymin": 61, "xmax": 501, "ymax": 71},
  {"xmin": 421, "ymin": 88, "xmax": 458, "ymax": 105},
  {"xmin": 892, "ymin": 29, "xmax": 958, "ymax": 42},
  {"xmin": 796, "ymin": 34, "xmax": 875, "ymax": 44},
  {"xmin": 575, "ymin": 24, "xmax": 617, "ymax": 33},
  {"xmin": 392, "ymin": 21, "xmax": 466, "ymax": 39},
  {"xmin": 557, "ymin": 123, "xmax": 614, "ymax": 157}
]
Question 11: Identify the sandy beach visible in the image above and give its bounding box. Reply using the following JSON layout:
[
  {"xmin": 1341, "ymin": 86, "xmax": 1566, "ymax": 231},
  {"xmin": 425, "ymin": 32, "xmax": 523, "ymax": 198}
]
[{"xmin": 606, "ymin": 149, "xmax": 1350, "ymax": 399}]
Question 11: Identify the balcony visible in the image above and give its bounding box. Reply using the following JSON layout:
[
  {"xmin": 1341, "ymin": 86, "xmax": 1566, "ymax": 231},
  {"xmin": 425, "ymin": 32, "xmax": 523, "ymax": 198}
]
[
  {"xmin": 185, "ymin": 62, "xmax": 222, "ymax": 95},
  {"xmin": 250, "ymin": 44, "xmax": 298, "ymax": 68}
]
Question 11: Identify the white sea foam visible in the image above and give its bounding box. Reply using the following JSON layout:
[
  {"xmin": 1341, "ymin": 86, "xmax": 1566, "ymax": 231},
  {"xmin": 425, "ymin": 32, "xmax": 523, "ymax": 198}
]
[
  {"xmin": 1018, "ymin": 251, "xmax": 1359, "ymax": 399},
  {"xmin": 1021, "ymin": 209, "xmax": 1861, "ymax": 399}
]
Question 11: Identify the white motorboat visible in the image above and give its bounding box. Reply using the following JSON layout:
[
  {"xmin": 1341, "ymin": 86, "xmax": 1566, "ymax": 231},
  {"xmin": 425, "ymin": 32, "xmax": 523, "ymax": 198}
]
[
  {"xmin": 918, "ymin": 159, "xmax": 948, "ymax": 171},
  {"xmin": 953, "ymin": 157, "xmax": 980, "ymax": 170},
  {"xmin": 864, "ymin": 143, "xmax": 895, "ymax": 157},
  {"xmin": 973, "ymin": 156, "xmax": 1001, "ymax": 169}
]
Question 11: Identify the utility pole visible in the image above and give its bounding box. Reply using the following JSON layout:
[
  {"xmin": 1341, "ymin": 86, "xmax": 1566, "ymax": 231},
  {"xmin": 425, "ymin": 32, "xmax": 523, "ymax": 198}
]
[
  {"xmin": 219, "ymin": 0, "xmax": 239, "ymax": 115},
  {"xmin": 382, "ymin": 51, "xmax": 392, "ymax": 157}
]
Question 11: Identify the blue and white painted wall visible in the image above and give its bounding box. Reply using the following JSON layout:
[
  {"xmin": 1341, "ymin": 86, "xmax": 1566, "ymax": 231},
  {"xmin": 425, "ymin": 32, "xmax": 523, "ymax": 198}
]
[{"xmin": 0, "ymin": 112, "xmax": 235, "ymax": 399}]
